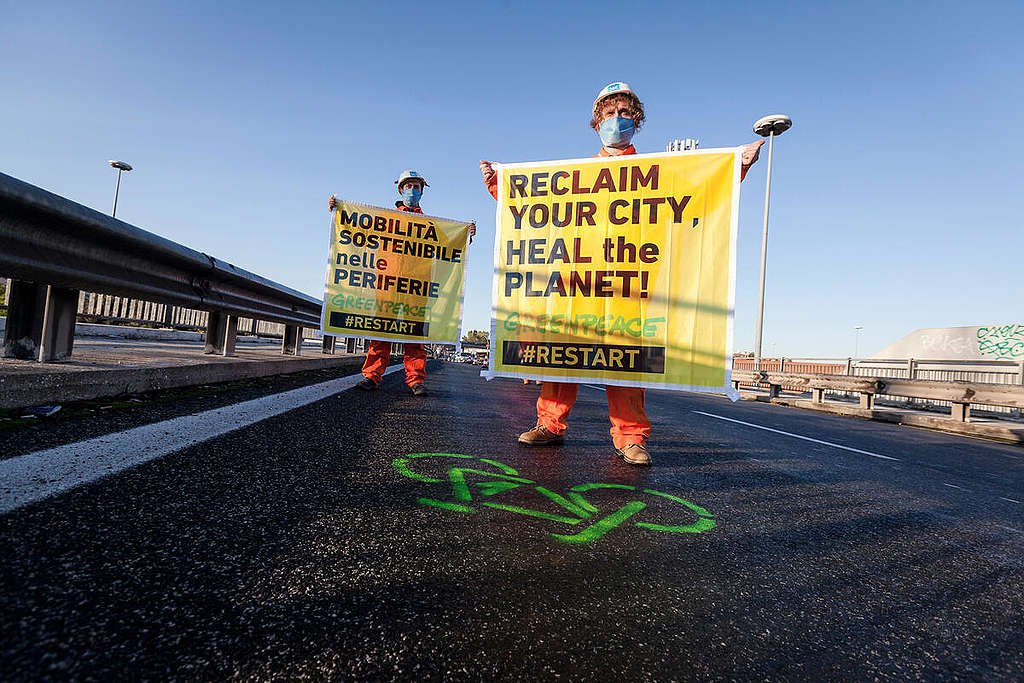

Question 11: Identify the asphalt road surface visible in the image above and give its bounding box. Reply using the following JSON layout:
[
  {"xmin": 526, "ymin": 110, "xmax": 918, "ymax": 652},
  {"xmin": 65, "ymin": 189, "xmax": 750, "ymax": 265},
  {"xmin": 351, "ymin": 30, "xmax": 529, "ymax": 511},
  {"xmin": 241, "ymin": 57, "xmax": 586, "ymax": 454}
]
[{"xmin": 2, "ymin": 361, "xmax": 1022, "ymax": 680}]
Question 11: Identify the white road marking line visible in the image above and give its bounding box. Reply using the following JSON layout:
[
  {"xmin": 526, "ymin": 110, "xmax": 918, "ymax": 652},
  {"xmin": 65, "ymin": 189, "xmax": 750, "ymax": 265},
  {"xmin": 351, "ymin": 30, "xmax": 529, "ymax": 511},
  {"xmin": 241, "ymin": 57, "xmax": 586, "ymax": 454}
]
[
  {"xmin": 1000, "ymin": 497, "xmax": 1023, "ymax": 504},
  {"xmin": 0, "ymin": 366, "xmax": 403, "ymax": 515},
  {"xmin": 944, "ymin": 483, "xmax": 967, "ymax": 490},
  {"xmin": 692, "ymin": 411, "xmax": 900, "ymax": 461},
  {"xmin": 584, "ymin": 384, "xmax": 604, "ymax": 391}
]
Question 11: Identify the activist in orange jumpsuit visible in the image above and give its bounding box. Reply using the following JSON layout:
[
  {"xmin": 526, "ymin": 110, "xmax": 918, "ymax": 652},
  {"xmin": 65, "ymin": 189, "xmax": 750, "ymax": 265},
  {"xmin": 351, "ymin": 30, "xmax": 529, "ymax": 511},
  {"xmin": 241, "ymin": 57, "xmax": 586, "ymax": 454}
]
[
  {"xmin": 329, "ymin": 170, "xmax": 475, "ymax": 396},
  {"xmin": 480, "ymin": 82, "xmax": 763, "ymax": 465}
]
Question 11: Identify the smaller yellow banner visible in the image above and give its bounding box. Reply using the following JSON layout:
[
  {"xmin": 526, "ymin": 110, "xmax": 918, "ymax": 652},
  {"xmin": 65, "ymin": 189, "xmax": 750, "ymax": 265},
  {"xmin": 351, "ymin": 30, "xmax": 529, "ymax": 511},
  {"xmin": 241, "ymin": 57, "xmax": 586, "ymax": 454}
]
[{"xmin": 321, "ymin": 199, "xmax": 470, "ymax": 344}]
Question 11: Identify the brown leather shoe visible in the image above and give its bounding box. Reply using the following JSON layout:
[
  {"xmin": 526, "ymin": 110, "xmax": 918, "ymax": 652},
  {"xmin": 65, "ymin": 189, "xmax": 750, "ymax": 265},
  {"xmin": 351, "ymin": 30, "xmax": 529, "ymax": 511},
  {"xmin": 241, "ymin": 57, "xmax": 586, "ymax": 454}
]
[
  {"xmin": 518, "ymin": 424, "xmax": 564, "ymax": 446},
  {"xmin": 617, "ymin": 443, "xmax": 651, "ymax": 466},
  {"xmin": 356, "ymin": 377, "xmax": 377, "ymax": 391},
  {"xmin": 409, "ymin": 382, "xmax": 427, "ymax": 396}
]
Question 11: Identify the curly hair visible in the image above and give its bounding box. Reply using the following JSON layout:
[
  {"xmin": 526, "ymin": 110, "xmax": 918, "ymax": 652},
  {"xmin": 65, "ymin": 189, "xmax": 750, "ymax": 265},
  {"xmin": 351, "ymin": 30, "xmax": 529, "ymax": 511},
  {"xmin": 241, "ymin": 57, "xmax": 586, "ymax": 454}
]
[{"xmin": 589, "ymin": 92, "xmax": 646, "ymax": 131}]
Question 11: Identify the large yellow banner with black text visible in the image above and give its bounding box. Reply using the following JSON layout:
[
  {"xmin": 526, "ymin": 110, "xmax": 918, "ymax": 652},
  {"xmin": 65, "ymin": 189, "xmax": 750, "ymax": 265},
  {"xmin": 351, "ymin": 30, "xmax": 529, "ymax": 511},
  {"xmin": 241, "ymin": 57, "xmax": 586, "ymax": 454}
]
[
  {"xmin": 484, "ymin": 150, "xmax": 741, "ymax": 397},
  {"xmin": 321, "ymin": 200, "xmax": 470, "ymax": 344}
]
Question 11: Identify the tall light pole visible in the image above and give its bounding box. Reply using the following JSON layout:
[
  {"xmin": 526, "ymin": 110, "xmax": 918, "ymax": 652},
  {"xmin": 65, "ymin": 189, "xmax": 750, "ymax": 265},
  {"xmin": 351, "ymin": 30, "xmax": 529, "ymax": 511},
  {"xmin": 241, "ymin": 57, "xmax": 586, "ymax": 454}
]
[
  {"xmin": 108, "ymin": 160, "xmax": 133, "ymax": 218},
  {"xmin": 854, "ymin": 325, "xmax": 863, "ymax": 358},
  {"xmin": 752, "ymin": 114, "xmax": 792, "ymax": 371}
]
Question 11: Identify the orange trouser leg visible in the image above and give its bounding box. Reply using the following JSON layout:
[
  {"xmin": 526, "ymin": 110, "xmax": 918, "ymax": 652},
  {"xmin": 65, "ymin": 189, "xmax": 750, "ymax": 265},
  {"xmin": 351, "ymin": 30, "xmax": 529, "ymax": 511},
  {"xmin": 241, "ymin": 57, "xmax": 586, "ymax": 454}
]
[
  {"xmin": 361, "ymin": 340, "xmax": 392, "ymax": 383},
  {"xmin": 606, "ymin": 386, "xmax": 650, "ymax": 449},
  {"xmin": 403, "ymin": 343, "xmax": 427, "ymax": 386},
  {"xmin": 536, "ymin": 381, "xmax": 579, "ymax": 434}
]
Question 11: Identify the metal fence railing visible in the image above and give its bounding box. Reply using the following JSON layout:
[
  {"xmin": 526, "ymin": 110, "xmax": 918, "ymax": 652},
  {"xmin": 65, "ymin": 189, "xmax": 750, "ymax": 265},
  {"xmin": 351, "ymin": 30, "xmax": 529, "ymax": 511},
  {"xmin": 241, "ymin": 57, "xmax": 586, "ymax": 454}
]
[{"xmin": 73, "ymin": 290, "xmax": 326, "ymax": 340}]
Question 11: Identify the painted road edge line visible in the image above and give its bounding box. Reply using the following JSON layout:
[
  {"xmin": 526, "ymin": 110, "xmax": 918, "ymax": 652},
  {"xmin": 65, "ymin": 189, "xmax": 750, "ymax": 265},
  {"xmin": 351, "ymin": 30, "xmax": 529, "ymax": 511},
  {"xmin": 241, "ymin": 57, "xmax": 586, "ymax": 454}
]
[
  {"xmin": 692, "ymin": 411, "xmax": 899, "ymax": 461},
  {"xmin": 0, "ymin": 365, "xmax": 403, "ymax": 515}
]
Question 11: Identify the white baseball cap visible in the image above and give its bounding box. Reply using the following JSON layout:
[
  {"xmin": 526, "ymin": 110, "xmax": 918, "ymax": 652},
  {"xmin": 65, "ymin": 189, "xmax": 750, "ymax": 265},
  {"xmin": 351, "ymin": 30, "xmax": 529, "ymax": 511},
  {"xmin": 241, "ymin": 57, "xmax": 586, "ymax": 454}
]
[{"xmin": 592, "ymin": 82, "xmax": 637, "ymax": 113}]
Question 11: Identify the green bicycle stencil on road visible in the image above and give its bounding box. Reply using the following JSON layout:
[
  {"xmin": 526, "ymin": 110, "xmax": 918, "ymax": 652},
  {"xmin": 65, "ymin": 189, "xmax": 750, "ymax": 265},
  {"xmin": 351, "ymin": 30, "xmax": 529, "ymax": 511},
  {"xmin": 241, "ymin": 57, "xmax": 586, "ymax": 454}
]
[{"xmin": 392, "ymin": 453, "xmax": 717, "ymax": 545}]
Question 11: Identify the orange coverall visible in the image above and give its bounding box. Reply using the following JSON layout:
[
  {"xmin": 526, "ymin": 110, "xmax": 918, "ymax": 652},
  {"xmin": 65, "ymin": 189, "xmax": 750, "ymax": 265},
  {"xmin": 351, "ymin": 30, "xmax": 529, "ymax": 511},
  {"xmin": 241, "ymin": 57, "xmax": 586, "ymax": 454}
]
[
  {"xmin": 485, "ymin": 144, "xmax": 650, "ymax": 449},
  {"xmin": 360, "ymin": 202, "xmax": 427, "ymax": 388}
]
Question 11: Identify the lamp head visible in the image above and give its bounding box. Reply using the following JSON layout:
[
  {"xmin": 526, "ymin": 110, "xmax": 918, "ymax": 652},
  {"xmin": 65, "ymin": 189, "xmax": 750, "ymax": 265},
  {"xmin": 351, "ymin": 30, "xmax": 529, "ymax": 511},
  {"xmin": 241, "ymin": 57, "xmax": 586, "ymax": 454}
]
[{"xmin": 753, "ymin": 115, "xmax": 792, "ymax": 137}]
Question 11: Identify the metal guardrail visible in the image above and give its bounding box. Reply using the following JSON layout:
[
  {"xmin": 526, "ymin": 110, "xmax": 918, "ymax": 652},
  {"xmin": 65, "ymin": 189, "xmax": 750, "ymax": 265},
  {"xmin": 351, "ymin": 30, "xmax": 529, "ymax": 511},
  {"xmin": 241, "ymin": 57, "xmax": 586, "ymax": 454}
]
[
  {"xmin": 0, "ymin": 171, "xmax": 329, "ymax": 361},
  {"xmin": 732, "ymin": 370, "xmax": 1024, "ymax": 423}
]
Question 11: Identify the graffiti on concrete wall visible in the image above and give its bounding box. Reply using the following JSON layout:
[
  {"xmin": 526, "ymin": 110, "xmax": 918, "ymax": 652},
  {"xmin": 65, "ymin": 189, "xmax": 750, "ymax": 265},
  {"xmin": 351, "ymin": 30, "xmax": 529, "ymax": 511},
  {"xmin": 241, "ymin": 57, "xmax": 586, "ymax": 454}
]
[{"xmin": 977, "ymin": 325, "xmax": 1024, "ymax": 360}]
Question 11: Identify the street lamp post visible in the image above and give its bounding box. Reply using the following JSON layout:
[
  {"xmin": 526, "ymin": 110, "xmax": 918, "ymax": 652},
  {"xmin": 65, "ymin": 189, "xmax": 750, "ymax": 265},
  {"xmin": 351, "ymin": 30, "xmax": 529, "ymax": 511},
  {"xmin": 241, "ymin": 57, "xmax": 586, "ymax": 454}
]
[
  {"xmin": 752, "ymin": 114, "xmax": 792, "ymax": 371},
  {"xmin": 854, "ymin": 325, "xmax": 863, "ymax": 358},
  {"xmin": 108, "ymin": 160, "xmax": 133, "ymax": 218}
]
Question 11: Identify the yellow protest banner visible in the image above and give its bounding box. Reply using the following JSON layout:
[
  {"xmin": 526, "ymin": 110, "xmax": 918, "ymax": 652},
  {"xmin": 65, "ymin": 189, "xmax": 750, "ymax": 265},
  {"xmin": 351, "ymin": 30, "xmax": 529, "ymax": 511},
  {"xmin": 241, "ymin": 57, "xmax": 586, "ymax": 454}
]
[
  {"xmin": 321, "ymin": 199, "xmax": 470, "ymax": 344},
  {"xmin": 484, "ymin": 149, "xmax": 741, "ymax": 397}
]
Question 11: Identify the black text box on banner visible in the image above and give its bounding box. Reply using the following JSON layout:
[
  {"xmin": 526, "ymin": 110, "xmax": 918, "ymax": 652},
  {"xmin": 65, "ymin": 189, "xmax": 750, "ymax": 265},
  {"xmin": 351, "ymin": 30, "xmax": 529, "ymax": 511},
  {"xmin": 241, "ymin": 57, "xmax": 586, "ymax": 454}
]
[
  {"xmin": 329, "ymin": 311, "xmax": 429, "ymax": 336},
  {"xmin": 502, "ymin": 341, "xmax": 665, "ymax": 374}
]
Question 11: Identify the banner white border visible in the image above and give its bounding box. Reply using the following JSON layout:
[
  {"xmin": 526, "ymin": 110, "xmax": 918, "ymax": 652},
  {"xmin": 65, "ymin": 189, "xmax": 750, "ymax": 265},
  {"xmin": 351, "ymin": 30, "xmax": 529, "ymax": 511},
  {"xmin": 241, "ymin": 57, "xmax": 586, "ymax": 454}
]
[{"xmin": 480, "ymin": 148, "xmax": 742, "ymax": 401}]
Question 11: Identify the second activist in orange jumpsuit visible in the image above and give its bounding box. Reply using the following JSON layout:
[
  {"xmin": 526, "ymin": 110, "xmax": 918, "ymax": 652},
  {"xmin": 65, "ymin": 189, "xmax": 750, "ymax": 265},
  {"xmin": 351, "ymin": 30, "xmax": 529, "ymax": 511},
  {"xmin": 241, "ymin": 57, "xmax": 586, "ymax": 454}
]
[
  {"xmin": 479, "ymin": 82, "xmax": 763, "ymax": 465},
  {"xmin": 329, "ymin": 169, "xmax": 475, "ymax": 397}
]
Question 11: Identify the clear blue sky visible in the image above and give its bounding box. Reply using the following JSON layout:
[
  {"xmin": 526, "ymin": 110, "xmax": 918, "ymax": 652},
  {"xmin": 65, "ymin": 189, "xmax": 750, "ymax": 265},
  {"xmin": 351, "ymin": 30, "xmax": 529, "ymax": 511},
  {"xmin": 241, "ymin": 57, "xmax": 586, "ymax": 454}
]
[{"xmin": 3, "ymin": 0, "xmax": 1021, "ymax": 357}]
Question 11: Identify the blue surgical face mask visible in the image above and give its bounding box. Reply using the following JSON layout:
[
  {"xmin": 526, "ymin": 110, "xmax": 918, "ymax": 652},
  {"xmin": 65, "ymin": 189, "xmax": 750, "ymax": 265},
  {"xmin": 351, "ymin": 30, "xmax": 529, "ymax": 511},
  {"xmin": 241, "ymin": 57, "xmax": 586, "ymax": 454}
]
[
  {"xmin": 598, "ymin": 116, "xmax": 636, "ymax": 148},
  {"xmin": 402, "ymin": 186, "xmax": 422, "ymax": 207}
]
